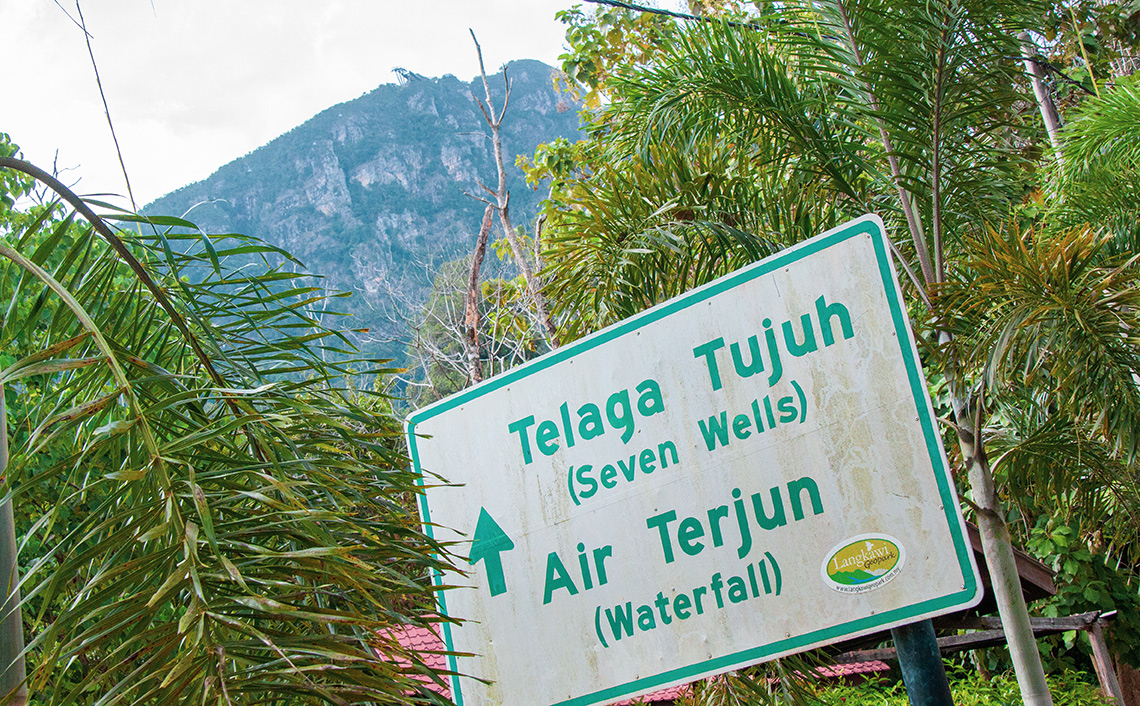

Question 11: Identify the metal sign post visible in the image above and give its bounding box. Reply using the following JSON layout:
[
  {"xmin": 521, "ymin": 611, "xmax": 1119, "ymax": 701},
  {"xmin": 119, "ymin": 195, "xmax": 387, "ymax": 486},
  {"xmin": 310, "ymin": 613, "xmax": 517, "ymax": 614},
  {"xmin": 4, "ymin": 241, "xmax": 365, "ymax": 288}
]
[
  {"xmin": 407, "ymin": 215, "xmax": 980, "ymax": 706},
  {"xmin": 893, "ymin": 620, "xmax": 955, "ymax": 706}
]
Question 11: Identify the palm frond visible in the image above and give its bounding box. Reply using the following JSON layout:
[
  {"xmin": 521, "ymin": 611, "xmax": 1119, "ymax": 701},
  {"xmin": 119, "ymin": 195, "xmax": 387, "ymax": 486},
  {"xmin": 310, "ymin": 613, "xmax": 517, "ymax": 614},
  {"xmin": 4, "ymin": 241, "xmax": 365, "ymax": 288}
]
[
  {"xmin": 541, "ymin": 137, "xmax": 826, "ymax": 341},
  {"xmin": 938, "ymin": 222, "xmax": 1140, "ymax": 468},
  {"xmin": 1047, "ymin": 75, "xmax": 1140, "ymax": 250},
  {"xmin": 986, "ymin": 396, "xmax": 1140, "ymax": 560},
  {"xmin": 1, "ymin": 159, "xmax": 455, "ymax": 704}
]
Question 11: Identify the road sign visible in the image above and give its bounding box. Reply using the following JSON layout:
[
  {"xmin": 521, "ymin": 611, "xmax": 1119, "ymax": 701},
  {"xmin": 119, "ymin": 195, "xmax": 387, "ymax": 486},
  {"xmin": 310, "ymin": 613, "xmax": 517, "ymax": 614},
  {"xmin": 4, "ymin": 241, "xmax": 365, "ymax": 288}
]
[{"xmin": 406, "ymin": 215, "xmax": 981, "ymax": 706}]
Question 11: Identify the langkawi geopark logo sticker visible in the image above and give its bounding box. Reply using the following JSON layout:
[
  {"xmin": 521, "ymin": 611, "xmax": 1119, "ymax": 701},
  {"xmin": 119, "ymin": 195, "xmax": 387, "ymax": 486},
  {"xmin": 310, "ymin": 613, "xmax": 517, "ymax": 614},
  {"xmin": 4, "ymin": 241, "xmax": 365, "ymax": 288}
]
[{"xmin": 821, "ymin": 534, "xmax": 905, "ymax": 594}]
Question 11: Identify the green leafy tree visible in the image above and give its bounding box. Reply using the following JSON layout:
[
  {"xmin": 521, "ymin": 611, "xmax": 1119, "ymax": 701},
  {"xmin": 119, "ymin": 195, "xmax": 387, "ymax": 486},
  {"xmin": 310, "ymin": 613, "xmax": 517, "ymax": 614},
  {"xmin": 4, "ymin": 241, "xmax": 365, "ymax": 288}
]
[
  {"xmin": 555, "ymin": 4, "xmax": 678, "ymax": 108},
  {"xmin": 1040, "ymin": 0, "xmax": 1140, "ymax": 98}
]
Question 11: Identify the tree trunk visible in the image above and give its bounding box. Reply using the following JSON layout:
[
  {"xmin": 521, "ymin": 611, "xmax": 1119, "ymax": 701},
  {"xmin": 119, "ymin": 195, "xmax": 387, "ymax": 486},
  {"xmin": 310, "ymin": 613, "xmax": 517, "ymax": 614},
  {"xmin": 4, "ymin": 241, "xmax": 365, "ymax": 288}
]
[
  {"xmin": 955, "ymin": 402, "xmax": 1053, "ymax": 706},
  {"xmin": 1114, "ymin": 655, "xmax": 1140, "ymax": 706},
  {"xmin": 1, "ymin": 384, "xmax": 28, "ymax": 706},
  {"xmin": 1017, "ymin": 32, "xmax": 1064, "ymax": 162},
  {"xmin": 489, "ymin": 157, "xmax": 559, "ymax": 349},
  {"xmin": 470, "ymin": 31, "xmax": 560, "ymax": 349},
  {"xmin": 464, "ymin": 205, "xmax": 495, "ymax": 385}
]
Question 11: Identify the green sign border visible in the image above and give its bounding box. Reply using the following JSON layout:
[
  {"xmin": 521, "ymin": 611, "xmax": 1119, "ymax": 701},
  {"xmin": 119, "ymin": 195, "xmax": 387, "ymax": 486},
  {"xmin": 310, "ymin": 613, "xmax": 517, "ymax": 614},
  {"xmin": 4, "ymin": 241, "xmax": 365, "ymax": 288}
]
[{"xmin": 406, "ymin": 215, "xmax": 979, "ymax": 706}]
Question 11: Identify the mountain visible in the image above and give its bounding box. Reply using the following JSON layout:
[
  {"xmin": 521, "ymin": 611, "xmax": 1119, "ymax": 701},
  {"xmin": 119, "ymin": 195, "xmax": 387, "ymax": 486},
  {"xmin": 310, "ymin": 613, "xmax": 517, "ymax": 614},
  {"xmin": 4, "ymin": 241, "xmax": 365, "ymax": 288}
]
[{"xmin": 145, "ymin": 59, "xmax": 581, "ymax": 363}]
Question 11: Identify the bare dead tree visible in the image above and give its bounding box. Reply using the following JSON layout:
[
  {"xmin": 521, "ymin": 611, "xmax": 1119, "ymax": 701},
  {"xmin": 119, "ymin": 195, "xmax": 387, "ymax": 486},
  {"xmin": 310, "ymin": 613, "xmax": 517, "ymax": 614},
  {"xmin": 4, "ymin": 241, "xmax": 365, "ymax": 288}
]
[
  {"xmin": 375, "ymin": 251, "xmax": 544, "ymax": 408},
  {"xmin": 464, "ymin": 205, "xmax": 494, "ymax": 384},
  {"xmin": 469, "ymin": 30, "xmax": 560, "ymax": 349}
]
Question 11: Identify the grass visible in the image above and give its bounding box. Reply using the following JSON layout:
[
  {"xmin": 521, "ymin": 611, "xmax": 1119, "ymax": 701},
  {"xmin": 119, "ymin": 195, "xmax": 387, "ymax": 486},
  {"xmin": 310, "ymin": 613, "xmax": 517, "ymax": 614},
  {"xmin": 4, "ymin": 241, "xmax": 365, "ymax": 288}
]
[{"xmin": 815, "ymin": 669, "xmax": 1113, "ymax": 706}]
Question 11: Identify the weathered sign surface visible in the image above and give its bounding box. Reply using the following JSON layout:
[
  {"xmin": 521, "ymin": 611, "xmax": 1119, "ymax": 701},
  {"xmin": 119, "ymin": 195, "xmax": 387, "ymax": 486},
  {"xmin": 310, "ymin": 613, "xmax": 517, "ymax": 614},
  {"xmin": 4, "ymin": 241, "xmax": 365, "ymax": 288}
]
[{"xmin": 406, "ymin": 215, "xmax": 980, "ymax": 706}]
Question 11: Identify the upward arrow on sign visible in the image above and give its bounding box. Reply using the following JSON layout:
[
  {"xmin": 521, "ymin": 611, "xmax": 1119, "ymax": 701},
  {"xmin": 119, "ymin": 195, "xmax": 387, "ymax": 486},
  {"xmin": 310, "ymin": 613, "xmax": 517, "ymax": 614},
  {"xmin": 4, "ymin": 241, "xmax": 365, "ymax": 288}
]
[{"xmin": 469, "ymin": 508, "xmax": 515, "ymax": 597}]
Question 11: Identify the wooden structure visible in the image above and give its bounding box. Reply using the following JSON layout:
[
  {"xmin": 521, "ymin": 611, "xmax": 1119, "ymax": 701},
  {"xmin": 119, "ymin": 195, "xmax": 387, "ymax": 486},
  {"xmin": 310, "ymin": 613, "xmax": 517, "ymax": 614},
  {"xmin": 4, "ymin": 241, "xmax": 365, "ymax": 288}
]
[{"xmin": 832, "ymin": 523, "xmax": 1125, "ymax": 704}]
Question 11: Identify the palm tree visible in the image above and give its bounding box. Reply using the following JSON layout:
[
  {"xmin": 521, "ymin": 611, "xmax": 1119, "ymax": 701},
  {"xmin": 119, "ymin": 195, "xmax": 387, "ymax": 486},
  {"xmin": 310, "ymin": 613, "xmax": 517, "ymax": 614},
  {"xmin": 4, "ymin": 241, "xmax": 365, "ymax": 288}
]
[
  {"xmin": 535, "ymin": 3, "xmax": 1139, "ymax": 704},
  {"xmin": 0, "ymin": 154, "xmax": 454, "ymax": 704},
  {"xmin": 1047, "ymin": 75, "xmax": 1140, "ymax": 250}
]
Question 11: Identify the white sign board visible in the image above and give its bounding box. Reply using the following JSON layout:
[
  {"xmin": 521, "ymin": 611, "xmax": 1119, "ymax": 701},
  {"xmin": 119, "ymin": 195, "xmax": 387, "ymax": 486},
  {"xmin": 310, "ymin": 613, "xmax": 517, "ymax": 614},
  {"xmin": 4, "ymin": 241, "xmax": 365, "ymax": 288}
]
[{"xmin": 406, "ymin": 215, "xmax": 980, "ymax": 706}]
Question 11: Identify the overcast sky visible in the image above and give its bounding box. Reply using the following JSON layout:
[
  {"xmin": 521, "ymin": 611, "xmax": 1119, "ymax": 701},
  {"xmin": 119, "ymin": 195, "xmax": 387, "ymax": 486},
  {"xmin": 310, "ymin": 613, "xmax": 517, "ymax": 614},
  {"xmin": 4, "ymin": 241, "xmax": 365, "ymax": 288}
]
[{"xmin": 0, "ymin": 1, "xmax": 675, "ymax": 207}]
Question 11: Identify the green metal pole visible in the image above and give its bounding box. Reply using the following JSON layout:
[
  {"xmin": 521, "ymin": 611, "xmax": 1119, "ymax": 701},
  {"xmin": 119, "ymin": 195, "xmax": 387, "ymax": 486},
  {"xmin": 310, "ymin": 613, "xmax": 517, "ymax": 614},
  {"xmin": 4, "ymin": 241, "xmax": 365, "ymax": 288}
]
[
  {"xmin": 892, "ymin": 619, "xmax": 954, "ymax": 706},
  {"xmin": 1, "ymin": 383, "xmax": 28, "ymax": 705}
]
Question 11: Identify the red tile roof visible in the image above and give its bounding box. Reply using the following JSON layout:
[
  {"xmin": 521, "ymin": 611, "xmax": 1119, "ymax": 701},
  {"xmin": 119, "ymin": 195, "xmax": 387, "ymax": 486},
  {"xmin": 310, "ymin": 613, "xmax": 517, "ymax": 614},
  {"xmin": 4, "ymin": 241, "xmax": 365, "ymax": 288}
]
[
  {"xmin": 613, "ymin": 684, "xmax": 689, "ymax": 704},
  {"xmin": 815, "ymin": 661, "xmax": 891, "ymax": 678},
  {"xmin": 375, "ymin": 624, "xmax": 451, "ymax": 693}
]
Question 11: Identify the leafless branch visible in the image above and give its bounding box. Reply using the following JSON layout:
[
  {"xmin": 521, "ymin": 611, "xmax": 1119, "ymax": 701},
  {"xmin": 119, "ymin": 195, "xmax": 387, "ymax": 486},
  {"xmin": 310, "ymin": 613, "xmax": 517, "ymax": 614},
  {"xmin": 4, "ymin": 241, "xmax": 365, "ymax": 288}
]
[
  {"xmin": 468, "ymin": 30, "xmax": 560, "ymax": 348},
  {"xmin": 76, "ymin": 1, "xmax": 137, "ymax": 211}
]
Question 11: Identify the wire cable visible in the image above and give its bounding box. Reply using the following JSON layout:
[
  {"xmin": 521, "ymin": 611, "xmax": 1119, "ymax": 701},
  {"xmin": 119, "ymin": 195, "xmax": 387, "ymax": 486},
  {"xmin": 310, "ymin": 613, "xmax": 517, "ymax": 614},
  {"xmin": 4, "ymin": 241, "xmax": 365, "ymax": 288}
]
[{"xmin": 580, "ymin": 0, "xmax": 762, "ymax": 29}]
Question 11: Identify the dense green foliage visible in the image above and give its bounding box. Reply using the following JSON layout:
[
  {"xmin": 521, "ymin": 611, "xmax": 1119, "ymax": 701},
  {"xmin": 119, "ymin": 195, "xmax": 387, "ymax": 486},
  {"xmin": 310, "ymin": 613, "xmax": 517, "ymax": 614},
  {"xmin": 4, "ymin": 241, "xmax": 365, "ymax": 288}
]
[
  {"xmin": 1047, "ymin": 75, "xmax": 1140, "ymax": 247},
  {"xmin": 521, "ymin": 1, "xmax": 1140, "ymax": 700},
  {"xmin": 1, "ymin": 145, "xmax": 453, "ymax": 704},
  {"xmin": 803, "ymin": 671, "xmax": 1111, "ymax": 706},
  {"xmin": 1026, "ymin": 521, "xmax": 1140, "ymax": 670}
]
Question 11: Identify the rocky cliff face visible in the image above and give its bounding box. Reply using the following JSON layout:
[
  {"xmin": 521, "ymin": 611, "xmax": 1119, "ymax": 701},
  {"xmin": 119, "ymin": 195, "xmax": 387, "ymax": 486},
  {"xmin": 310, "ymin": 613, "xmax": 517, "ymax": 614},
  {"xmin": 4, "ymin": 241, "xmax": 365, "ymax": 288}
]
[{"xmin": 145, "ymin": 60, "xmax": 580, "ymax": 362}]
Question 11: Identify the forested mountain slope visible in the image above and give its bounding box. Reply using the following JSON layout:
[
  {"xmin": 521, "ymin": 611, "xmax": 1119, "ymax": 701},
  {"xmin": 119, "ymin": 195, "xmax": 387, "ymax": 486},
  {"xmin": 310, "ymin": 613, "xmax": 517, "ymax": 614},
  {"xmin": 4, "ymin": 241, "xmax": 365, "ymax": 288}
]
[{"xmin": 146, "ymin": 59, "xmax": 580, "ymax": 362}]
